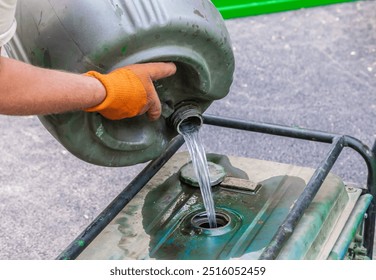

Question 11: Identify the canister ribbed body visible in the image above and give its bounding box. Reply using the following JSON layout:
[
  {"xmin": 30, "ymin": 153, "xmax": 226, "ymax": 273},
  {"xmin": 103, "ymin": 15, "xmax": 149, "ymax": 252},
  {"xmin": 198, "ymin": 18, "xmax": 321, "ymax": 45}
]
[{"xmin": 8, "ymin": 0, "xmax": 234, "ymax": 166}]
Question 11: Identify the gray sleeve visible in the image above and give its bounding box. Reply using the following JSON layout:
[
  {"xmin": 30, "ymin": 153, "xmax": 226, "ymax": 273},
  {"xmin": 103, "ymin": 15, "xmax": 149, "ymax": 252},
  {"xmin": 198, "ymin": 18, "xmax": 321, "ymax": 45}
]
[{"xmin": 0, "ymin": 0, "xmax": 17, "ymax": 46}]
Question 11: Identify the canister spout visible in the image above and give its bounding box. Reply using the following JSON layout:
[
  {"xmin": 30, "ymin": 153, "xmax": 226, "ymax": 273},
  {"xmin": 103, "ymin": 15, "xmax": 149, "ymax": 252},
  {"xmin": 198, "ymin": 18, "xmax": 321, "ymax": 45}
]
[{"xmin": 168, "ymin": 103, "xmax": 203, "ymax": 134}]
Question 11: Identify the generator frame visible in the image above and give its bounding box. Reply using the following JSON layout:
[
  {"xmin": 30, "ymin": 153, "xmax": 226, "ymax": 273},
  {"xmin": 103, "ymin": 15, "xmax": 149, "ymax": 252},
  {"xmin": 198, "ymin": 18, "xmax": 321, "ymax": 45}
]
[{"xmin": 57, "ymin": 114, "xmax": 376, "ymax": 260}]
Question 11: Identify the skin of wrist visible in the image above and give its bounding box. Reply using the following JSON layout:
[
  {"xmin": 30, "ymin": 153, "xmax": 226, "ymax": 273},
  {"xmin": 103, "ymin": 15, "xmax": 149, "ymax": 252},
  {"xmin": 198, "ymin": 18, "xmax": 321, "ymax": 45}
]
[{"xmin": 84, "ymin": 75, "xmax": 107, "ymax": 108}]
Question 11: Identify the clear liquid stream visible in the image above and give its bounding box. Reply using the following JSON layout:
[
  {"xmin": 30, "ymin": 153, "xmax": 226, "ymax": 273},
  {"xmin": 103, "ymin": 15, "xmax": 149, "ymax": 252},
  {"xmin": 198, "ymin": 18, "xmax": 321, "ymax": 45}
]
[{"xmin": 179, "ymin": 122, "xmax": 217, "ymax": 228}]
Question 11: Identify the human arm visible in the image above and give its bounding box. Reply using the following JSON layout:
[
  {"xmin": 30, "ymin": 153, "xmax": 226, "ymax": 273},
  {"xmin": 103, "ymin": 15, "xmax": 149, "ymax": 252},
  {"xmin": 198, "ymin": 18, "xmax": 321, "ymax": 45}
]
[
  {"xmin": 0, "ymin": 54, "xmax": 106, "ymax": 115},
  {"xmin": 0, "ymin": 53, "xmax": 176, "ymax": 120}
]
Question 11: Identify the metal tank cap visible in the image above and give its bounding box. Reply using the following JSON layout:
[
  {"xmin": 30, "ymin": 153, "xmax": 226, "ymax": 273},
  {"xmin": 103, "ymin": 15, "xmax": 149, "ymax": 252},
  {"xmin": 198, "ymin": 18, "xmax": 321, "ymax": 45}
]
[{"xmin": 179, "ymin": 161, "xmax": 226, "ymax": 187}]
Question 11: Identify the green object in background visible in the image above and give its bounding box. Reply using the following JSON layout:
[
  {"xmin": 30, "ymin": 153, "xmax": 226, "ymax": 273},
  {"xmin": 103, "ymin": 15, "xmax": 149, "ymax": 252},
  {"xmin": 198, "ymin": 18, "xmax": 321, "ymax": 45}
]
[{"xmin": 212, "ymin": 0, "xmax": 357, "ymax": 19}]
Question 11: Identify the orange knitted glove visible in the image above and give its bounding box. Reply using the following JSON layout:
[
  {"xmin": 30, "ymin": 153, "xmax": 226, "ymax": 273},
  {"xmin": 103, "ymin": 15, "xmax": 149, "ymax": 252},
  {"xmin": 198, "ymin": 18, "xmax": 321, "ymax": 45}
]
[{"xmin": 84, "ymin": 62, "xmax": 176, "ymax": 120}]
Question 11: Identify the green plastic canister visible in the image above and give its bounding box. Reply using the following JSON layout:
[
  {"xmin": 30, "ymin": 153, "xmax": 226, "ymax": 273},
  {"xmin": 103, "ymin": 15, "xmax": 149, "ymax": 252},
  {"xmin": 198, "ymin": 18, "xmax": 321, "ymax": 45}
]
[{"xmin": 7, "ymin": 0, "xmax": 234, "ymax": 166}]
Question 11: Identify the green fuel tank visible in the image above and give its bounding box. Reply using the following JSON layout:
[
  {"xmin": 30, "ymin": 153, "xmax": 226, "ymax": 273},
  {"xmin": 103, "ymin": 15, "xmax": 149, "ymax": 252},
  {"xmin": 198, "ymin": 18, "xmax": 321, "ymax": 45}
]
[
  {"xmin": 76, "ymin": 152, "xmax": 371, "ymax": 260},
  {"xmin": 7, "ymin": 0, "xmax": 234, "ymax": 166}
]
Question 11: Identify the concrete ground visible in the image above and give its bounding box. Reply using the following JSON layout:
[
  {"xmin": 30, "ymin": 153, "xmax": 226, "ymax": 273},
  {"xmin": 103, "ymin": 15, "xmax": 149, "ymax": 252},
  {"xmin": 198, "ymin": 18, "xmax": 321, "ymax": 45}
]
[{"xmin": 0, "ymin": 1, "xmax": 375, "ymax": 259}]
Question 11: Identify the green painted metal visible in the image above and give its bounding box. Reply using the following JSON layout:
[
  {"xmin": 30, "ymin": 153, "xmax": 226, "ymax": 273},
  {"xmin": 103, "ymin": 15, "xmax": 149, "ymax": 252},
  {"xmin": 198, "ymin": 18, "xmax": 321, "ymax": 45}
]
[
  {"xmin": 211, "ymin": 0, "xmax": 357, "ymax": 19},
  {"xmin": 77, "ymin": 152, "xmax": 363, "ymax": 260},
  {"xmin": 9, "ymin": 0, "xmax": 234, "ymax": 167},
  {"xmin": 328, "ymin": 194, "xmax": 372, "ymax": 260}
]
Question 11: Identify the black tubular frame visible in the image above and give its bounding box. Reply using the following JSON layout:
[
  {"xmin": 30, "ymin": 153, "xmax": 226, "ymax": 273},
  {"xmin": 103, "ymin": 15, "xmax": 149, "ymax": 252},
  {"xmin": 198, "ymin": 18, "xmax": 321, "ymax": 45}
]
[
  {"xmin": 57, "ymin": 114, "xmax": 376, "ymax": 260},
  {"xmin": 57, "ymin": 136, "xmax": 185, "ymax": 260}
]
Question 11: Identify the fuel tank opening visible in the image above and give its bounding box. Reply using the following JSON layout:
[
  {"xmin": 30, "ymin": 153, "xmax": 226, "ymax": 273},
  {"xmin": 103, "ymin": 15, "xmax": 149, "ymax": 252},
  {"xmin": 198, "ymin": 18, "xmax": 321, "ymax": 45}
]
[{"xmin": 191, "ymin": 211, "xmax": 231, "ymax": 229}]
